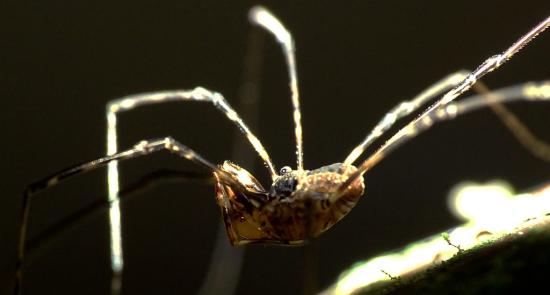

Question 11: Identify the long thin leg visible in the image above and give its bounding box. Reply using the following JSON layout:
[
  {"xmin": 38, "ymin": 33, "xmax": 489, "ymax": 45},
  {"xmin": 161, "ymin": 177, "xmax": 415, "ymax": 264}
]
[
  {"xmin": 249, "ymin": 8, "xmax": 322, "ymax": 293},
  {"xmin": 344, "ymin": 71, "xmax": 550, "ymax": 166},
  {"xmin": 344, "ymin": 71, "xmax": 471, "ymax": 165},
  {"xmin": 335, "ymin": 16, "xmax": 550, "ymax": 198},
  {"xmin": 104, "ymin": 86, "xmax": 277, "ymax": 293},
  {"xmin": 452, "ymin": 81, "xmax": 550, "ymax": 111},
  {"xmin": 20, "ymin": 169, "xmax": 214, "ymax": 271},
  {"xmin": 344, "ymin": 71, "xmax": 550, "ymax": 165},
  {"xmin": 334, "ymin": 80, "xmax": 550, "ymax": 201},
  {"xmin": 249, "ymin": 6, "xmax": 305, "ymax": 170},
  {"xmin": 107, "ymin": 87, "xmax": 276, "ymax": 179},
  {"xmin": 472, "ymin": 82, "xmax": 550, "ymax": 162},
  {"xmin": 15, "ymin": 137, "xmax": 223, "ymax": 295},
  {"xmin": 332, "ymin": 81, "xmax": 550, "ymax": 203}
]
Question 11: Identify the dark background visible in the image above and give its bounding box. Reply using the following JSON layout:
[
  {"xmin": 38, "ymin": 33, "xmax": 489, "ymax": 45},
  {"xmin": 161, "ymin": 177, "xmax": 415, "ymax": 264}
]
[{"xmin": 2, "ymin": 1, "xmax": 549, "ymax": 294}]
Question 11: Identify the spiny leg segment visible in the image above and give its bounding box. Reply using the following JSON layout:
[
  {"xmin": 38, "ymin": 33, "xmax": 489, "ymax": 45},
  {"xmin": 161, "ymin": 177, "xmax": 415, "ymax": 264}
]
[
  {"xmin": 397, "ymin": 81, "xmax": 550, "ymax": 156},
  {"xmin": 333, "ymin": 81, "xmax": 550, "ymax": 202},
  {"xmin": 102, "ymin": 6, "xmax": 296, "ymax": 292},
  {"xmin": 250, "ymin": 6, "xmax": 305, "ymax": 170},
  {"xmin": 107, "ymin": 87, "xmax": 276, "ymax": 179},
  {"xmin": 16, "ymin": 137, "xmax": 224, "ymax": 295},
  {"xmin": 336, "ymin": 15, "xmax": 550, "ymax": 199},
  {"xmin": 344, "ymin": 70, "xmax": 550, "ymax": 165},
  {"xmin": 454, "ymin": 81, "xmax": 550, "ymax": 111},
  {"xmin": 344, "ymin": 70, "xmax": 471, "ymax": 165},
  {"xmin": 472, "ymin": 82, "xmax": 550, "ymax": 162},
  {"xmin": 104, "ymin": 86, "xmax": 277, "ymax": 292}
]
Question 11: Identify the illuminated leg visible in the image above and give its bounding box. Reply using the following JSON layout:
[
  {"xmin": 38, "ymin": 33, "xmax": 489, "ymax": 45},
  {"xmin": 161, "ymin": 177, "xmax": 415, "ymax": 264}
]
[
  {"xmin": 450, "ymin": 81, "xmax": 550, "ymax": 110},
  {"xmin": 16, "ymin": 137, "xmax": 222, "ymax": 295},
  {"xmin": 249, "ymin": 9, "xmax": 321, "ymax": 292},
  {"xmin": 104, "ymin": 86, "xmax": 277, "ymax": 293},
  {"xmin": 472, "ymin": 83, "xmax": 550, "ymax": 162},
  {"xmin": 330, "ymin": 81, "xmax": 549, "ymax": 204},
  {"xmin": 344, "ymin": 70, "xmax": 470, "ymax": 165},
  {"xmin": 344, "ymin": 70, "xmax": 550, "ymax": 165},
  {"xmin": 107, "ymin": 87, "xmax": 276, "ymax": 179},
  {"xmin": 19, "ymin": 169, "xmax": 213, "ymax": 275},
  {"xmin": 250, "ymin": 6, "xmax": 304, "ymax": 170},
  {"xmin": 333, "ymin": 80, "xmax": 550, "ymax": 203},
  {"xmin": 335, "ymin": 16, "xmax": 550, "ymax": 197}
]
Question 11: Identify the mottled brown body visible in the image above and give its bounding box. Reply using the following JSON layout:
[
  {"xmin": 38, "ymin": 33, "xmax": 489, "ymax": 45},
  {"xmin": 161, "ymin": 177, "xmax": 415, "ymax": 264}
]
[{"xmin": 214, "ymin": 162, "xmax": 365, "ymax": 245}]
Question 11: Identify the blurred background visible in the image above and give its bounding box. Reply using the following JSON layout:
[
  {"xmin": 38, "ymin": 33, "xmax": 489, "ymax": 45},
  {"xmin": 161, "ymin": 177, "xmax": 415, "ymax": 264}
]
[{"xmin": 1, "ymin": 0, "xmax": 549, "ymax": 294}]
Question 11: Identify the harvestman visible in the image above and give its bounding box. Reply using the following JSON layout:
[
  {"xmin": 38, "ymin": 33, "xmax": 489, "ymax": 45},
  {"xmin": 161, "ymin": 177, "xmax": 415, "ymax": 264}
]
[{"xmin": 16, "ymin": 6, "xmax": 550, "ymax": 294}]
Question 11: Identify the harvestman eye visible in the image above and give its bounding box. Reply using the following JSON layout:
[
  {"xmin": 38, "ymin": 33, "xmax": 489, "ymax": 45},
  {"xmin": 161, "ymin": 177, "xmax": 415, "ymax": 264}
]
[
  {"xmin": 280, "ymin": 166, "xmax": 293, "ymax": 174},
  {"xmin": 15, "ymin": 5, "xmax": 550, "ymax": 295}
]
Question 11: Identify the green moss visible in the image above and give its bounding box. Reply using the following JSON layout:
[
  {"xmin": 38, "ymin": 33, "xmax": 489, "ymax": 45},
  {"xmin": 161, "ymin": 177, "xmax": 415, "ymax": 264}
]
[{"xmin": 355, "ymin": 217, "xmax": 550, "ymax": 295}]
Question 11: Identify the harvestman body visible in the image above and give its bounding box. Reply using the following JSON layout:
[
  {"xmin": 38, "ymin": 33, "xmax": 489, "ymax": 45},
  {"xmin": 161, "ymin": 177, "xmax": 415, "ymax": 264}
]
[{"xmin": 16, "ymin": 6, "xmax": 550, "ymax": 294}]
